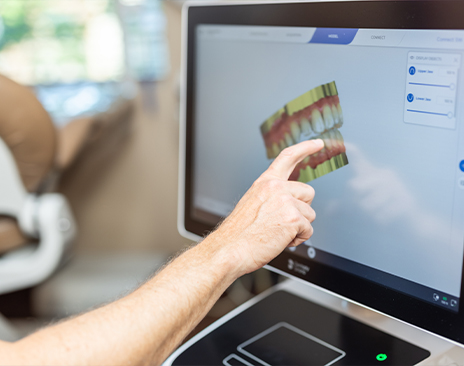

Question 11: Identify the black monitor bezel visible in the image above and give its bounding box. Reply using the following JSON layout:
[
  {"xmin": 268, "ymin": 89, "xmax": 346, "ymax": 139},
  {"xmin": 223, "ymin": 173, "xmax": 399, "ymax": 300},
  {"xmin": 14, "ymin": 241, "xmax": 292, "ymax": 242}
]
[{"xmin": 182, "ymin": 0, "xmax": 464, "ymax": 345}]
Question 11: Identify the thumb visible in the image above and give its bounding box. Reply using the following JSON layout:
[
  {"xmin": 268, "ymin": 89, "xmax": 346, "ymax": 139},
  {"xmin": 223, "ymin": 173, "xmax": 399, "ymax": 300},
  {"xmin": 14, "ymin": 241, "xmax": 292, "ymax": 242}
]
[{"xmin": 264, "ymin": 139, "xmax": 324, "ymax": 180}]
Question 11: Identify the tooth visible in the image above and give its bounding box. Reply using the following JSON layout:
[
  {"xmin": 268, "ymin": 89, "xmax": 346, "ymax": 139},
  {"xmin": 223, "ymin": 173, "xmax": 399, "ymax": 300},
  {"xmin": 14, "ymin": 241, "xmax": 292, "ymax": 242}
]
[
  {"xmin": 319, "ymin": 147, "xmax": 328, "ymax": 164},
  {"xmin": 322, "ymin": 104, "xmax": 334, "ymax": 129},
  {"xmin": 285, "ymin": 132, "xmax": 294, "ymax": 147},
  {"xmin": 272, "ymin": 143, "xmax": 280, "ymax": 157},
  {"xmin": 311, "ymin": 108, "xmax": 325, "ymax": 134},
  {"xmin": 303, "ymin": 156, "xmax": 310, "ymax": 164},
  {"xmin": 279, "ymin": 139, "xmax": 286, "ymax": 151},
  {"xmin": 331, "ymin": 104, "xmax": 339, "ymax": 126},
  {"xmin": 336, "ymin": 103, "xmax": 344, "ymax": 127},
  {"xmin": 334, "ymin": 128, "xmax": 344, "ymax": 144},
  {"xmin": 300, "ymin": 118, "xmax": 312, "ymax": 136},
  {"xmin": 290, "ymin": 122, "xmax": 301, "ymax": 142},
  {"xmin": 328, "ymin": 129, "xmax": 339, "ymax": 150},
  {"xmin": 334, "ymin": 129, "xmax": 346, "ymax": 153},
  {"xmin": 322, "ymin": 132, "xmax": 333, "ymax": 151}
]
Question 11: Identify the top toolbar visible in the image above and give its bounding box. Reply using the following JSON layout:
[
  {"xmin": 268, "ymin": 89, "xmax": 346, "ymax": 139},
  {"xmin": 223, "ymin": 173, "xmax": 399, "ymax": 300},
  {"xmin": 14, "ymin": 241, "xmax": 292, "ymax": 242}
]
[{"xmin": 197, "ymin": 25, "xmax": 464, "ymax": 50}]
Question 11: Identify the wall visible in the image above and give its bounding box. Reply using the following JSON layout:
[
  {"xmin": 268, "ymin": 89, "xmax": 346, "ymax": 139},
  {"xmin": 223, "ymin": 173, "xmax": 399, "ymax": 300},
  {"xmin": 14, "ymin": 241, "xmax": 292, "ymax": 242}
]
[{"xmin": 59, "ymin": 2, "xmax": 190, "ymax": 255}]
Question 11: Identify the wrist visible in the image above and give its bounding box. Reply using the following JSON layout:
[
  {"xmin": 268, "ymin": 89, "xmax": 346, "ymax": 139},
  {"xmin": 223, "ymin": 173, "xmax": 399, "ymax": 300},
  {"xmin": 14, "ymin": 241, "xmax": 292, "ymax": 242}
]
[{"xmin": 199, "ymin": 232, "xmax": 246, "ymax": 283}]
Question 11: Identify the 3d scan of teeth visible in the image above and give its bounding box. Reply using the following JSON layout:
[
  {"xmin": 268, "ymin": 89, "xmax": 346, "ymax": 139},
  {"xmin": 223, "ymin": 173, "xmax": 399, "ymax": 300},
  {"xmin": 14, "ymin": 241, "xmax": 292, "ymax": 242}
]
[{"xmin": 260, "ymin": 81, "xmax": 348, "ymax": 183}]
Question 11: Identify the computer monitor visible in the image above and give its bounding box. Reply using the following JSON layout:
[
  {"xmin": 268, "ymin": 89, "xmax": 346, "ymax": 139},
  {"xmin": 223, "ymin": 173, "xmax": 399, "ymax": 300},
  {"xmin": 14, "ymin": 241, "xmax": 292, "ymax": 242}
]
[{"xmin": 178, "ymin": 0, "xmax": 464, "ymax": 347}]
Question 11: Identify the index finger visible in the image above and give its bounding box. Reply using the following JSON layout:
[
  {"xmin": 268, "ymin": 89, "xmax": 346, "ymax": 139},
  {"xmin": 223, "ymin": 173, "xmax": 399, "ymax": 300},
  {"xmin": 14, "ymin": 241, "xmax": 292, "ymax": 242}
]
[{"xmin": 265, "ymin": 139, "xmax": 324, "ymax": 180}]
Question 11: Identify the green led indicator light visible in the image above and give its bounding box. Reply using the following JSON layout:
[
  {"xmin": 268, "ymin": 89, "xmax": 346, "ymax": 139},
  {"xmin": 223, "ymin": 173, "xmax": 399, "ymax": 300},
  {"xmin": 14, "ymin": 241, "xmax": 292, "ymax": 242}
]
[
  {"xmin": 376, "ymin": 354, "xmax": 387, "ymax": 361},
  {"xmin": 443, "ymin": 297, "xmax": 448, "ymax": 301}
]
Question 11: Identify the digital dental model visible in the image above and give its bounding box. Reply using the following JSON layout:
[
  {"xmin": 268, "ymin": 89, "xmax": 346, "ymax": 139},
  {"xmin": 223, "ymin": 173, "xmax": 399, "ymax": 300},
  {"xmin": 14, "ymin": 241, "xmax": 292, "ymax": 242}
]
[{"xmin": 260, "ymin": 81, "xmax": 348, "ymax": 183}]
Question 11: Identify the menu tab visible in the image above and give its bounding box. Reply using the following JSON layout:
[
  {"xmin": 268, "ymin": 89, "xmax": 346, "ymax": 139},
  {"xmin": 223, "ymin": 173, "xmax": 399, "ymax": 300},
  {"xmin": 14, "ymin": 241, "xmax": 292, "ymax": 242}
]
[
  {"xmin": 350, "ymin": 29, "xmax": 405, "ymax": 47},
  {"xmin": 309, "ymin": 28, "xmax": 358, "ymax": 45},
  {"xmin": 400, "ymin": 30, "xmax": 464, "ymax": 50},
  {"xmin": 196, "ymin": 25, "xmax": 315, "ymax": 44}
]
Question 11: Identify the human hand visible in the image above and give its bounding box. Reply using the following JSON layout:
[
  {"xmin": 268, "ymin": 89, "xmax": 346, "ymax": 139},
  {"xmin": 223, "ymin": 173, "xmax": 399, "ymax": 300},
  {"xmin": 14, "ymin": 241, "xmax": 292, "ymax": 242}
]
[{"xmin": 209, "ymin": 139, "xmax": 324, "ymax": 276}]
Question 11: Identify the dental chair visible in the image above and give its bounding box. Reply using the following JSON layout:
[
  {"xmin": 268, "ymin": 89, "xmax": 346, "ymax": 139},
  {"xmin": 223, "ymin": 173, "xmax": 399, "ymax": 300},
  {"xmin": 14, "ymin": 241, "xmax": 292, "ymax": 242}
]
[
  {"xmin": 0, "ymin": 74, "xmax": 76, "ymax": 295},
  {"xmin": 0, "ymin": 74, "xmax": 136, "ymax": 341}
]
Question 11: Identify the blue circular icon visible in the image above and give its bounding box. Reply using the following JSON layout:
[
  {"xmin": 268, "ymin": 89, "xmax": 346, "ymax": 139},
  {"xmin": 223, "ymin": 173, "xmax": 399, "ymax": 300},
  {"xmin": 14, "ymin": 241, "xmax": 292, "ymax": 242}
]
[
  {"xmin": 407, "ymin": 93, "xmax": 414, "ymax": 102},
  {"xmin": 409, "ymin": 66, "xmax": 416, "ymax": 75},
  {"xmin": 460, "ymin": 160, "xmax": 464, "ymax": 172}
]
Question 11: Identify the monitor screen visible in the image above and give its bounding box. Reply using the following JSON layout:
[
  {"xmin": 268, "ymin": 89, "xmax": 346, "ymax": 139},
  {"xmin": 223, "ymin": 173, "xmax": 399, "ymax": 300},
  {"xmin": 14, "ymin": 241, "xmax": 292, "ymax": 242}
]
[{"xmin": 180, "ymin": 0, "xmax": 464, "ymax": 346}]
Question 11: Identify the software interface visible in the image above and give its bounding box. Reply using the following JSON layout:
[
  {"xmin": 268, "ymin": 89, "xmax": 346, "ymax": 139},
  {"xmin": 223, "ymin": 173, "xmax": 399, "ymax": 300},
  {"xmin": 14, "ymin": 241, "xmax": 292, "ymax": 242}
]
[{"xmin": 192, "ymin": 26, "xmax": 464, "ymax": 311}]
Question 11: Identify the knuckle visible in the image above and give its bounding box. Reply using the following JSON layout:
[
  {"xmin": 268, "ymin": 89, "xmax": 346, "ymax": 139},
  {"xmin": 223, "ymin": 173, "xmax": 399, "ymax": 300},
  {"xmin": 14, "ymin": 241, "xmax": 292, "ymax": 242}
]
[
  {"xmin": 307, "ymin": 185, "xmax": 315, "ymax": 197},
  {"xmin": 284, "ymin": 208, "xmax": 301, "ymax": 224},
  {"xmin": 252, "ymin": 176, "xmax": 267, "ymax": 190},
  {"xmin": 261, "ymin": 179, "xmax": 281, "ymax": 194},
  {"xmin": 301, "ymin": 224, "xmax": 313, "ymax": 242},
  {"xmin": 280, "ymin": 146, "xmax": 294, "ymax": 156},
  {"xmin": 252, "ymin": 177, "xmax": 263, "ymax": 187},
  {"xmin": 310, "ymin": 207, "xmax": 316, "ymax": 222},
  {"xmin": 251, "ymin": 180, "xmax": 265, "ymax": 195},
  {"xmin": 254, "ymin": 179, "xmax": 287, "ymax": 202},
  {"xmin": 278, "ymin": 194, "xmax": 293, "ymax": 205},
  {"xmin": 301, "ymin": 234, "xmax": 310, "ymax": 243},
  {"xmin": 268, "ymin": 179, "xmax": 282, "ymax": 190},
  {"xmin": 303, "ymin": 224, "xmax": 313, "ymax": 240}
]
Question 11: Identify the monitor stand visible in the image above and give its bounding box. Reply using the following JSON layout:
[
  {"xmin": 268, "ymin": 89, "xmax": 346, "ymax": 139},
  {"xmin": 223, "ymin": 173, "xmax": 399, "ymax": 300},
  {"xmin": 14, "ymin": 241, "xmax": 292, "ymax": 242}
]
[{"xmin": 163, "ymin": 279, "xmax": 464, "ymax": 366}]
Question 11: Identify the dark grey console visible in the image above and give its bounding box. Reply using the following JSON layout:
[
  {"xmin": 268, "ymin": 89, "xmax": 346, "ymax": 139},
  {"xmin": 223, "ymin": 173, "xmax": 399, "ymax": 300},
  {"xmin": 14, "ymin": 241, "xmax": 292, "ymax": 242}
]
[{"xmin": 169, "ymin": 290, "xmax": 430, "ymax": 365}]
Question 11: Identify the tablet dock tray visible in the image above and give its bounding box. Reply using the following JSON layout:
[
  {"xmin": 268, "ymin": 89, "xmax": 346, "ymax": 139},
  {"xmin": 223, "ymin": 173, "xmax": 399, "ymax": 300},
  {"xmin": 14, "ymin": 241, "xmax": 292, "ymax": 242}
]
[{"xmin": 170, "ymin": 290, "xmax": 430, "ymax": 365}]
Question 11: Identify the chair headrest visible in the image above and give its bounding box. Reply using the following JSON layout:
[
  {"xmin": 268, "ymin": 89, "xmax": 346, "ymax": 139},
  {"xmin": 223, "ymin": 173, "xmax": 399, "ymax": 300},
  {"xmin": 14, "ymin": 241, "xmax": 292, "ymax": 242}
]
[{"xmin": 0, "ymin": 75, "xmax": 57, "ymax": 253}]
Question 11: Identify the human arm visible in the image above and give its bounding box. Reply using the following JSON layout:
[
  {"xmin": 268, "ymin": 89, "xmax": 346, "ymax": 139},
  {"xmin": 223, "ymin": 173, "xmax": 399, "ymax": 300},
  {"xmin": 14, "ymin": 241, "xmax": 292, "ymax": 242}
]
[{"xmin": 0, "ymin": 139, "xmax": 323, "ymax": 366}]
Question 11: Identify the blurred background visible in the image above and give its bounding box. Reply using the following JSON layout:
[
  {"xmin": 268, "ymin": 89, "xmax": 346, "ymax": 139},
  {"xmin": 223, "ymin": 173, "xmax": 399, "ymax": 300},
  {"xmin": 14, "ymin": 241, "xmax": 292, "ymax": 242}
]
[{"xmin": 0, "ymin": 0, "xmax": 278, "ymax": 340}]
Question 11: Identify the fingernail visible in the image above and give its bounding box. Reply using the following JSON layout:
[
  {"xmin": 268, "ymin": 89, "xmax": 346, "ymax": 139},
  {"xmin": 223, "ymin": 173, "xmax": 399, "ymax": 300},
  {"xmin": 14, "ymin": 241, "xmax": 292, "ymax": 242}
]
[{"xmin": 313, "ymin": 139, "xmax": 324, "ymax": 147}]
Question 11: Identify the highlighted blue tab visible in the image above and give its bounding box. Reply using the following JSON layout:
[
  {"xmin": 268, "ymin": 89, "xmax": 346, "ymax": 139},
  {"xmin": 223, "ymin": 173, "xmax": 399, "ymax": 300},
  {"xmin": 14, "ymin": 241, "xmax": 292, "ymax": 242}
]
[{"xmin": 310, "ymin": 28, "xmax": 358, "ymax": 45}]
